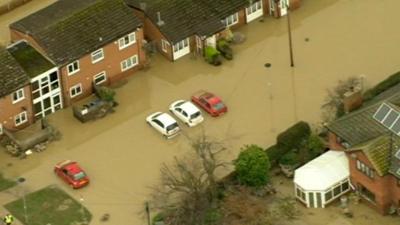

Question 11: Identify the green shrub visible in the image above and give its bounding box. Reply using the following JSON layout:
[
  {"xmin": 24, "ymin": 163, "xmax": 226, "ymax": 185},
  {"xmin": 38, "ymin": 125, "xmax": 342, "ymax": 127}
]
[
  {"xmin": 235, "ymin": 145, "xmax": 271, "ymax": 187},
  {"xmin": 265, "ymin": 145, "xmax": 282, "ymax": 167},
  {"xmin": 307, "ymin": 135, "xmax": 325, "ymax": 159},
  {"xmin": 364, "ymin": 71, "xmax": 400, "ymax": 102},
  {"xmin": 95, "ymin": 86, "xmax": 116, "ymax": 102},
  {"xmin": 152, "ymin": 213, "xmax": 164, "ymax": 225},
  {"xmin": 205, "ymin": 208, "xmax": 222, "ymax": 225},
  {"xmin": 205, "ymin": 46, "xmax": 221, "ymax": 66},
  {"xmin": 279, "ymin": 151, "xmax": 299, "ymax": 166},
  {"xmin": 276, "ymin": 121, "xmax": 311, "ymax": 152}
]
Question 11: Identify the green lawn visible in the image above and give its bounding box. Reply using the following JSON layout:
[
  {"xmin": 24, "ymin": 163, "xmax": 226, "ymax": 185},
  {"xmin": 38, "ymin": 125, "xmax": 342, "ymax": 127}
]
[
  {"xmin": 4, "ymin": 185, "xmax": 92, "ymax": 225},
  {"xmin": 0, "ymin": 173, "xmax": 16, "ymax": 191}
]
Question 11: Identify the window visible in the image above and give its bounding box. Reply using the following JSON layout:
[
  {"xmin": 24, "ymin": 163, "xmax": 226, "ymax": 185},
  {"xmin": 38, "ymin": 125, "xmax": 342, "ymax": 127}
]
[
  {"xmin": 333, "ymin": 185, "xmax": 341, "ymax": 197},
  {"xmin": 91, "ymin": 48, "xmax": 104, "ymax": 63},
  {"xmin": 70, "ymin": 84, "xmax": 82, "ymax": 98},
  {"xmin": 247, "ymin": 0, "xmax": 262, "ymax": 14},
  {"xmin": 118, "ymin": 32, "xmax": 136, "ymax": 49},
  {"xmin": 356, "ymin": 159, "xmax": 375, "ymax": 179},
  {"xmin": 325, "ymin": 191, "xmax": 332, "ymax": 201},
  {"xmin": 341, "ymin": 181, "xmax": 349, "ymax": 192},
  {"xmin": 67, "ymin": 61, "xmax": 80, "ymax": 75},
  {"xmin": 12, "ymin": 88, "xmax": 25, "ymax": 103},
  {"xmin": 93, "ymin": 71, "xmax": 107, "ymax": 85},
  {"xmin": 15, "ymin": 111, "xmax": 27, "ymax": 126},
  {"xmin": 121, "ymin": 55, "xmax": 138, "ymax": 71},
  {"xmin": 360, "ymin": 185, "xmax": 376, "ymax": 203},
  {"xmin": 223, "ymin": 13, "xmax": 239, "ymax": 27},
  {"xmin": 173, "ymin": 39, "xmax": 189, "ymax": 52},
  {"xmin": 161, "ymin": 39, "xmax": 169, "ymax": 52}
]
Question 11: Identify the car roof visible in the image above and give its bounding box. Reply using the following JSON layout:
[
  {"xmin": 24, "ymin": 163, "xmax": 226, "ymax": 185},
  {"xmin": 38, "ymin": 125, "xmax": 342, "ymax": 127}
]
[
  {"xmin": 180, "ymin": 101, "xmax": 200, "ymax": 114},
  {"xmin": 63, "ymin": 162, "xmax": 83, "ymax": 175},
  {"xmin": 156, "ymin": 113, "xmax": 177, "ymax": 126}
]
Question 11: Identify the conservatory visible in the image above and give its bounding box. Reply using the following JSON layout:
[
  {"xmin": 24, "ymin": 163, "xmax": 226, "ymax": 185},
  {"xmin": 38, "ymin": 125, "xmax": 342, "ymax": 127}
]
[{"xmin": 294, "ymin": 150, "xmax": 351, "ymax": 208}]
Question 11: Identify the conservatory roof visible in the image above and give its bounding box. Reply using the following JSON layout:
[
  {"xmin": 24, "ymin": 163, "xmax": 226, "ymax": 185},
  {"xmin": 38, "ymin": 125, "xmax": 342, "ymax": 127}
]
[{"xmin": 294, "ymin": 150, "xmax": 349, "ymax": 191}]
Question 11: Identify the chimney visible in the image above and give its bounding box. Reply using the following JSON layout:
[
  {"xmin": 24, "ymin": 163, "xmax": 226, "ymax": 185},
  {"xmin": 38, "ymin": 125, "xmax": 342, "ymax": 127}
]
[
  {"xmin": 343, "ymin": 86, "xmax": 363, "ymax": 113},
  {"xmin": 156, "ymin": 12, "xmax": 165, "ymax": 26},
  {"xmin": 140, "ymin": 2, "xmax": 146, "ymax": 11}
]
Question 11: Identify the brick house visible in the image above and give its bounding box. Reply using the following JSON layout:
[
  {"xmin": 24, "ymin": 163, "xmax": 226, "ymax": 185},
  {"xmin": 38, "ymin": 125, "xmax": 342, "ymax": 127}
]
[
  {"xmin": 0, "ymin": 47, "xmax": 32, "ymax": 133},
  {"xmin": 125, "ymin": 0, "xmax": 300, "ymax": 61},
  {"xmin": 125, "ymin": 0, "xmax": 226, "ymax": 61},
  {"xmin": 9, "ymin": 0, "xmax": 146, "ymax": 107},
  {"xmin": 327, "ymin": 84, "xmax": 400, "ymax": 215}
]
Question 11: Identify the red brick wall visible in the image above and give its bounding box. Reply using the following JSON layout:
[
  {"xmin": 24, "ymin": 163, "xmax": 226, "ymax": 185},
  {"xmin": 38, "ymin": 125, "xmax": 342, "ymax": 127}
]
[
  {"xmin": 133, "ymin": 9, "xmax": 173, "ymax": 61},
  {"xmin": 327, "ymin": 132, "xmax": 345, "ymax": 150},
  {"xmin": 59, "ymin": 28, "xmax": 146, "ymax": 106},
  {"xmin": 348, "ymin": 151, "xmax": 393, "ymax": 214},
  {"xmin": 0, "ymin": 85, "xmax": 33, "ymax": 131}
]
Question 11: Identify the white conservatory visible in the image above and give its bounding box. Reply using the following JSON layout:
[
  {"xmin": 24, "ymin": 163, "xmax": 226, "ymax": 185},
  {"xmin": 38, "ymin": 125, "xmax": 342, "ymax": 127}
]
[{"xmin": 294, "ymin": 150, "xmax": 351, "ymax": 208}]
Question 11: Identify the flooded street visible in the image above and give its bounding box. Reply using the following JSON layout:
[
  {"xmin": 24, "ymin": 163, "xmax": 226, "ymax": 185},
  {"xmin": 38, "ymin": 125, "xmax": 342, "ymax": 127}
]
[{"xmin": 1, "ymin": 0, "xmax": 400, "ymax": 224}]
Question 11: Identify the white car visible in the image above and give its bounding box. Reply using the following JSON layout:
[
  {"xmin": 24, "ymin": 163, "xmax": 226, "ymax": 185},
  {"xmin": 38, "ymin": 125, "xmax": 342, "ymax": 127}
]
[
  {"xmin": 169, "ymin": 100, "xmax": 204, "ymax": 127},
  {"xmin": 146, "ymin": 112, "xmax": 180, "ymax": 139}
]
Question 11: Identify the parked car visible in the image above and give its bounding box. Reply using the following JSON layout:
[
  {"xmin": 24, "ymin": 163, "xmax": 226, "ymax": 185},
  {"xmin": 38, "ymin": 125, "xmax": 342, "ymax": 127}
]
[
  {"xmin": 169, "ymin": 100, "xmax": 204, "ymax": 127},
  {"xmin": 191, "ymin": 90, "xmax": 227, "ymax": 117},
  {"xmin": 146, "ymin": 112, "xmax": 180, "ymax": 139},
  {"xmin": 54, "ymin": 160, "xmax": 89, "ymax": 189}
]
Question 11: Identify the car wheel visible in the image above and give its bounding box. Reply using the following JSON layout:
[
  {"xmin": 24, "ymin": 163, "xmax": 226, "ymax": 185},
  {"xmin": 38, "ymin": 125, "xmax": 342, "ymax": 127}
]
[{"xmin": 146, "ymin": 121, "xmax": 151, "ymax": 126}]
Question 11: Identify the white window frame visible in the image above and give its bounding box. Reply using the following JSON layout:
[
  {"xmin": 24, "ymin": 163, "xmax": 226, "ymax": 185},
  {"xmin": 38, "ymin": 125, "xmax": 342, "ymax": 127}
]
[
  {"xmin": 14, "ymin": 111, "xmax": 28, "ymax": 126},
  {"xmin": 93, "ymin": 71, "xmax": 107, "ymax": 85},
  {"xmin": 161, "ymin": 39, "xmax": 169, "ymax": 53},
  {"xmin": 223, "ymin": 13, "xmax": 239, "ymax": 27},
  {"xmin": 67, "ymin": 60, "xmax": 80, "ymax": 75},
  {"xmin": 120, "ymin": 55, "xmax": 138, "ymax": 72},
  {"xmin": 12, "ymin": 88, "xmax": 25, "ymax": 104},
  {"xmin": 91, "ymin": 48, "xmax": 104, "ymax": 63},
  {"xmin": 118, "ymin": 32, "xmax": 136, "ymax": 50},
  {"xmin": 173, "ymin": 38, "xmax": 189, "ymax": 52},
  {"xmin": 70, "ymin": 83, "xmax": 83, "ymax": 98},
  {"xmin": 247, "ymin": 0, "xmax": 262, "ymax": 14}
]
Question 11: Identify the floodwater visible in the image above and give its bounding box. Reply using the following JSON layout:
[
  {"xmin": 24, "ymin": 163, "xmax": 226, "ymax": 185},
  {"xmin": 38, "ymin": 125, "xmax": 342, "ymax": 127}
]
[{"xmin": 1, "ymin": 0, "xmax": 400, "ymax": 224}]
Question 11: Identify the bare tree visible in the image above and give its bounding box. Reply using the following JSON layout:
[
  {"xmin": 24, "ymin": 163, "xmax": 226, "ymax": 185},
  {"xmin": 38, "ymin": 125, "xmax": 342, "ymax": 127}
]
[
  {"xmin": 148, "ymin": 133, "xmax": 228, "ymax": 225},
  {"xmin": 322, "ymin": 76, "xmax": 361, "ymax": 123}
]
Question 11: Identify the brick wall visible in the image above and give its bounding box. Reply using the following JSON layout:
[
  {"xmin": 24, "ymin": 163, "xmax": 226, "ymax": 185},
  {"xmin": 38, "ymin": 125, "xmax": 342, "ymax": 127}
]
[
  {"xmin": 0, "ymin": 85, "xmax": 33, "ymax": 131},
  {"xmin": 59, "ymin": 28, "xmax": 146, "ymax": 106},
  {"xmin": 327, "ymin": 132, "xmax": 345, "ymax": 150}
]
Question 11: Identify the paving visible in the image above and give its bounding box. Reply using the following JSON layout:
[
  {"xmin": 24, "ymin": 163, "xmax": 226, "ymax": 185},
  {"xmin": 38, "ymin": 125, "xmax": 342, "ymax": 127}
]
[{"xmin": 1, "ymin": 0, "xmax": 400, "ymax": 224}]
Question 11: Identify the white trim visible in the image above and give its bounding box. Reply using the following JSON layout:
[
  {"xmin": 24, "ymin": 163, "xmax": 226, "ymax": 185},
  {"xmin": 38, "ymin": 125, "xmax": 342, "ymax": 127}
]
[
  {"xmin": 0, "ymin": 123, "xmax": 3, "ymax": 135},
  {"xmin": 12, "ymin": 88, "xmax": 25, "ymax": 104},
  {"xmin": 67, "ymin": 60, "xmax": 80, "ymax": 75},
  {"xmin": 91, "ymin": 48, "xmax": 104, "ymax": 64},
  {"xmin": 93, "ymin": 71, "xmax": 107, "ymax": 85},
  {"xmin": 172, "ymin": 38, "xmax": 190, "ymax": 60},
  {"xmin": 118, "ymin": 32, "xmax": 136, "ymax": 50},
  {"xmin": 246, "ymin": 0, "xmax": 263, "ymax": 23},
  {"xmin": 120, "ymin": 55, "xmax": 138, "ymax": 72},
  {"xmin": 223, "ymin": 13, "xmax": 239, "ymax": 27},
  {"xmin": 70, "ymin": 83, "xmax": 83, "ymax": 98},
  {"xmin": 161, "ymin": 39, "xmax": 169, "ymax": 53},
  {"xmin": 14, "ymin": 111, "xmax": 28, "ymax": 126}
]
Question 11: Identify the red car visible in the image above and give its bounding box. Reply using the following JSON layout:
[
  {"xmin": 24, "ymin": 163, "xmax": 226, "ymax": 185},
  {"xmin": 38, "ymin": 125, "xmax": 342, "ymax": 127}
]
[
  {"xmin": 54, "ymin": 160, "xmax": 89, "ymax": 189},
  {"xmin": 191, "ymin": 90, "xmax": 227, "ymax": 117}
]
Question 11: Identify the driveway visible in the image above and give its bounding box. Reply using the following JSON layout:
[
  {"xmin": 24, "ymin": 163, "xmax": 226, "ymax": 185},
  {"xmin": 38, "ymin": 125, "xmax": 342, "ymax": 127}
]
[{"xmin": 1, "ymin": 0, "xmax": 400, "ymax": 224}]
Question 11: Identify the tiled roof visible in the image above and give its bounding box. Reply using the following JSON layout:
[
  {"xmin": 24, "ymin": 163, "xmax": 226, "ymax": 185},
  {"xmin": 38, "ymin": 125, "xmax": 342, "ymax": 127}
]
[
  {"xmin": 327, "ymin": 82, "xmax": 400, "ymax": 147},
  {"xmin": 0, "ymin": 47, "xmax": 29, "ymax": 98},
  {"xmin": 125, "ymin": 0, "xmax": 226, "ymax": 43},
  {"xmin": 10, "ymin": 0, "xmax": 142, "ymax": 66},
  {"xmin": 199, "ymin": 0, "xmax": 250, "ymax": 19},
  {"xmin": 8, "ymin": 41, "xmax": 54, "ymax": 78}
]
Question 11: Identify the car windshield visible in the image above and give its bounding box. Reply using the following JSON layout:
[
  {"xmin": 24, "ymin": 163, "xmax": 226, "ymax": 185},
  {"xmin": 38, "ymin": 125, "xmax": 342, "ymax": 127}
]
[
  {"xmin": 213, "ymin": 102, "xmax": 225, "ymax": 110},
  {"xmin": 166, "ymin": 123, "xmax": 178, "ymax": 132},
  {"xmin": 190, "ymin": 111, "xmax": 201, "ymax": 119},
  {"xmin": 73, "ymin": 171, "xmax": 86, "ymax": 180}
]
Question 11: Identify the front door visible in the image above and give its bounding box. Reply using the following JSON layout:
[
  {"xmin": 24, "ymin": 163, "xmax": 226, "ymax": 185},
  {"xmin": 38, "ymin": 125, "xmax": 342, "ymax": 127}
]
[
  {"xmin": 246, "ymin": 0, "xmax": 263, "ymax": 23},
  {"xmin": 280, "ymin": 0, "xmax": 289, "ymax": 16},
  {"xmin": 173, "ymin": 38, "xmax": 190, "ymax": 60},
  {"xmin": 196, "ymin": 36, "xmax": 203, "ymax": 55}
]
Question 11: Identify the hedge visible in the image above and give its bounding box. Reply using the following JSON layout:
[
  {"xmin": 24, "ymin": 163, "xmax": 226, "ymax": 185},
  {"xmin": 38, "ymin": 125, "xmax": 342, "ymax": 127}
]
[
  {"xmin": 276, "ymin": 121, "xmax": 311, "ymax": 152},
  {"xmin": 363, "ymin": 71, "xmax": 400, "ymax": 102}
]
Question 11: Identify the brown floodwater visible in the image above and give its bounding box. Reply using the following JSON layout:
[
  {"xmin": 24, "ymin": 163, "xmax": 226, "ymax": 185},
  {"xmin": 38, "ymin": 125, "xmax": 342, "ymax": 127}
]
[{"xmin": 1, "ymin": 0, "xmax": 400, "ymax": 224}]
